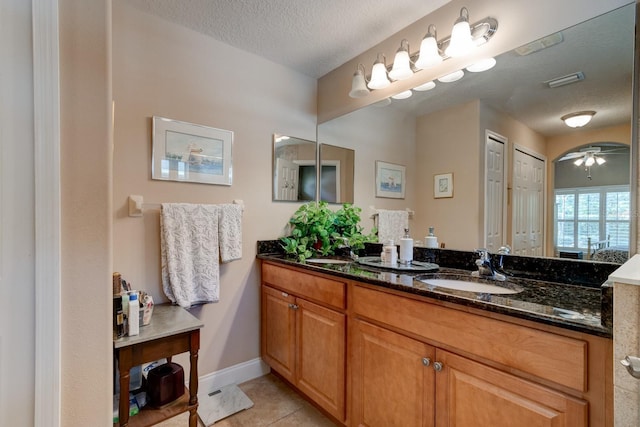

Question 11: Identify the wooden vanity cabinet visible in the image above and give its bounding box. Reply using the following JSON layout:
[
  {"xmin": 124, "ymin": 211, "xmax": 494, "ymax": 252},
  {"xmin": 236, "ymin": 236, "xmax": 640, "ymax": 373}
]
[
  {"xmin": 261, "ymin": 262, "xmax": 346, "ymax": 422},
  {"xmin": 260, "ymin": 261, "xmax": 611, "ymax": 427},
  {"xmin": 351, "ymin": 284, "xmax": 609, "ymax": 427}
]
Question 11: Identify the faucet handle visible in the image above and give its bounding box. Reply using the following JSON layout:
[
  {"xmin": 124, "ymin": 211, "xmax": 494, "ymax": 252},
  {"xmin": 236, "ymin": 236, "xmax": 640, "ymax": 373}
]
[{"xmin": 475, "ymin": 248, "xmax": 489, "ymax": 259}]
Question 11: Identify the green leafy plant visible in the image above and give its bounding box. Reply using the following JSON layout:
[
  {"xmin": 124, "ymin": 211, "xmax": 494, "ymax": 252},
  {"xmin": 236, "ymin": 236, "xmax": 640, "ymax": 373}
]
[{"xmin": 280, "ymin": 201, "xmax": 375, "ymax": 262}]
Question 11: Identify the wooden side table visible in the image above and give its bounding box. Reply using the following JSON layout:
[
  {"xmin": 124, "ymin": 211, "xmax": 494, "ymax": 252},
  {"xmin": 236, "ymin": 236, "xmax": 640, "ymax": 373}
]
[{"xmin": 114, "ymin": 304, "xmax": 204, "ymax": 427}]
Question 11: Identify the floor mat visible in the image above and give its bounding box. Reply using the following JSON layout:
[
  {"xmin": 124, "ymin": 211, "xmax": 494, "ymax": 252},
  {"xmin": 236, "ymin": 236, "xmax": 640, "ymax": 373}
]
[{"xmin": 197, "ymin": 384, "xmax": 254, "ymax": 425}]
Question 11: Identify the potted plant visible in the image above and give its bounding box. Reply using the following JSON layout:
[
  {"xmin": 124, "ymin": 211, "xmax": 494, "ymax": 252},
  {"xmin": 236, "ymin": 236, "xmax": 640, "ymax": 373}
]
[{"xmin": 280, "ymin": 201, "xmax": 375, "ymax": 262}]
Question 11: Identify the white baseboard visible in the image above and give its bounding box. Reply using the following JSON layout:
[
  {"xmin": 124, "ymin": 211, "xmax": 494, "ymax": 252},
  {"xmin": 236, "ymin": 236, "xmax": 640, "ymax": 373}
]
[{"xmin": 196, "ymin": 358, "xmax": 271, "ymax": 394}]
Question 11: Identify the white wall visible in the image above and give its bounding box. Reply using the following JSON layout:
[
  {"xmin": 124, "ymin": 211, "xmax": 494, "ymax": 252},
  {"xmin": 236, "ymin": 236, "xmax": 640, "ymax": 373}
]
[
  {"xmin": 0, "ymin": 1, "xmax": 36, "ymax": 425},
  {"xmin": 112, "ymin": 2, "xmax": 317, "ymax": 376}
]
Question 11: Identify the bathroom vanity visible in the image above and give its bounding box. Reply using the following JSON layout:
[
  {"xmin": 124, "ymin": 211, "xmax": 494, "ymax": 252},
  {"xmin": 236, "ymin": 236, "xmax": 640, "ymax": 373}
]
[{"xmin": 258, "ymin": 247, "xmax": 614, "ymax": 427}]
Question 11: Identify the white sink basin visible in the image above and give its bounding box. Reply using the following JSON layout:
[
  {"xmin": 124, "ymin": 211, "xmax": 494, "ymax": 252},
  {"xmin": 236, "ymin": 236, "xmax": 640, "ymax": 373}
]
[
  {"xmin": 419, "ymin": 278, "xmax": 521, "ymax": 294},
  {"xmin": 305, "ymin": 258, "xmax": 352, "ymax": 265}
]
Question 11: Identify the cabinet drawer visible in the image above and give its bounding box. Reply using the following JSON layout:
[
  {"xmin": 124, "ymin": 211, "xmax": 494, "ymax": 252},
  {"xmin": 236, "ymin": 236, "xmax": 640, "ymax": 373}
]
[
  {"xmin": 262, "ymin": 262, "xmax": 346, "ymax": 309},
  {"xmin": 352, "ymin": 285, "xmax": 587, "ymax": 392}
]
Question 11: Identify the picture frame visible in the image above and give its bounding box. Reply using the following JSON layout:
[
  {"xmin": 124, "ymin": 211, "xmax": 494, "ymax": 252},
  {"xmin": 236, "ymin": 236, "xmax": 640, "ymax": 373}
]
[
  {"xmin": 375, "ymin": 161, "xmax": 405, "ymax": 199},
  {"xmin": 152, "ymin": 116, "xmax": 233, "ymax": 185},
  {"xmin": 434, "ymin": 173, "xmax": 453, "ymax": 198}
]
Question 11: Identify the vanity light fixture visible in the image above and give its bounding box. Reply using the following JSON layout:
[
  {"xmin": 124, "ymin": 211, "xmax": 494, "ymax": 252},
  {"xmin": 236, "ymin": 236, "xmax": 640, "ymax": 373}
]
[
  {"xmin": 445, "ymin": 7, "xmax": 475, "ymax": 58},
  {"xmin": 415, "ymin": 25, "xmax": 443, "ymax": 69},
  {"xmin": 466, "ymin": 57, "xmax": 496, "ymax": 72},
  {"xmin": 368, "ymin": 54, "xmax": 391, "ymax": 90},
  {"xmin": 413, "ymin": 80, "xmax": 436, "ymax": 91},
  {"xmin": 438, "ymin": 69, "xmax": 465, "ymax": 83},
  {"xmin": 349, "ymin": 64, "xmax": 370, "ymax": 98},
  {"xmin": 391, "ymin": 90, "xmax": 413, "ymax": 100},
  {"xmin": 561, "ymin": 111, "xmax": 596, "ymax": 128},
  {"xmin": 346, "ymin": 7, "xmax": 498, "ymax": 97},
  {"xmin": 389, "ymin": 39, "xmax": 414, "ymax": 80}
]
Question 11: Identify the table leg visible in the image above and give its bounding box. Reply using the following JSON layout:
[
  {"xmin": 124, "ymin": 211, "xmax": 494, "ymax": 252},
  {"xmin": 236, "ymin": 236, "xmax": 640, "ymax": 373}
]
[
  {"xmin": 189, "ymin": 331, "xmax": 200, "ymax": 426},
  {"xmin": 118, "ymin": 348, "xmax": 132, "ymax": 427}
]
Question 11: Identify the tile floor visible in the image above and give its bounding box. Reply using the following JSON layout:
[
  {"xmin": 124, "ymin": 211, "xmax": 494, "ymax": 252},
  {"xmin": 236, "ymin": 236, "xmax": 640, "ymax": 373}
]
[{"xmin": 155, "ymin": 373, "xmax": 337, "ymax": 426}]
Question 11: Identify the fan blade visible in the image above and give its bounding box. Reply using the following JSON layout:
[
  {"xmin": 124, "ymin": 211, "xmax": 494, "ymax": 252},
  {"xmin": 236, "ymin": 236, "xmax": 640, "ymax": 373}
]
[{"xmin": 558, "ymin": 152, "xmax": 584, "ymax": 161}]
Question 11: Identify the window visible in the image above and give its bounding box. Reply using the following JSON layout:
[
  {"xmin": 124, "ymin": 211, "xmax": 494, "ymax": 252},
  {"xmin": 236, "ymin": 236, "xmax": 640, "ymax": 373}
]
[{"xmin": 555, "ymin": 185, "xmax": 630, "ymax": 252}]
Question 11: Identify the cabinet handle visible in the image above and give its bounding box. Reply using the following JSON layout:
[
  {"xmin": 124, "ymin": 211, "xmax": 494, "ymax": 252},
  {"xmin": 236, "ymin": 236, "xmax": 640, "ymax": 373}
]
[
  {"xmin": 433, "ymin": 362, "xmax": 443, "ymax": 372},
  {"xmin": 281, "ymin": 292, "xmax": 289, "ymax": 297},
  {"xmin": 422, "ymin": 357, "xmax": 431, "ymax": 367}
]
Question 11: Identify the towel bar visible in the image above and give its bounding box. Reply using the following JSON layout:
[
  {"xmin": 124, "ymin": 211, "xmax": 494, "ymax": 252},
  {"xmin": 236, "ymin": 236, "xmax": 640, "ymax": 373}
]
[{"xmin": 128, "ymin": 194, "xmax": 244, "ymax": 217}]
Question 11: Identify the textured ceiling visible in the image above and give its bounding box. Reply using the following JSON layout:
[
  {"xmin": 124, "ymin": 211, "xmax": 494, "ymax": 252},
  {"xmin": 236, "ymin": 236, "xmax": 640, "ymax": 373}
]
[{"xmin": 124, "ymin": 0, "xmax": 451, "ymax": 78}]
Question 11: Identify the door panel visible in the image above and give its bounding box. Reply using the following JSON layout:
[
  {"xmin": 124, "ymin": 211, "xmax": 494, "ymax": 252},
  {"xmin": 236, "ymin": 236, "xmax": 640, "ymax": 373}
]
[
  {"xmin": 261, "ymin": 285, "xmax": 296, "ymax": 382},
  {"xmin": 351, "ymin": 320, "xmax": 435, "ymax": 427}
]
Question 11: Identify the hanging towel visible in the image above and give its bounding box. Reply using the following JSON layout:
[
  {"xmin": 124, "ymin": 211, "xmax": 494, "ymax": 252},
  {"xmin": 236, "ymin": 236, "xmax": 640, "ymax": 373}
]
[
  {"xmin": 377, "ymin": 209, "xmax": 409, "ymax": 245},
  {"xmin": 218, "ymin": 203, "xmax": 243, "ymax": 262},
  {"xmin": 161, "ymin": 203, "xmax": 221, "ymax": 308}
]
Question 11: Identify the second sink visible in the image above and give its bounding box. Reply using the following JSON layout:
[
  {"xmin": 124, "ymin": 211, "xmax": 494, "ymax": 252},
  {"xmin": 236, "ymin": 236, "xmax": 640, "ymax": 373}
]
[{"xmin": 418, "ymin": 278, "xmax": 522, "ymax": 295}]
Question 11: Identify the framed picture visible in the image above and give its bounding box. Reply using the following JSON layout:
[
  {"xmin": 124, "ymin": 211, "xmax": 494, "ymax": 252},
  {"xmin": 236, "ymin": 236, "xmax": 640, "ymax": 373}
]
[
  {"xmin": 375, "ymin": 161, "xmax": 405, "ymax": 199},
  {"xmin": 152, "ymin": 116, "xmax": 233, "ymax": 185},
  {"xmin": 434, "ymin": 173, "xmax": 453, "ymax": 198}
]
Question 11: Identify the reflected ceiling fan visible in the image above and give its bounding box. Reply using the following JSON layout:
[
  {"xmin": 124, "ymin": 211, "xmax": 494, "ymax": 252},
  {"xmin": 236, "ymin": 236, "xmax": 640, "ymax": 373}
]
[{"xmin": 558, "ymin": 146, "xmax": 625, "ymax": 167}]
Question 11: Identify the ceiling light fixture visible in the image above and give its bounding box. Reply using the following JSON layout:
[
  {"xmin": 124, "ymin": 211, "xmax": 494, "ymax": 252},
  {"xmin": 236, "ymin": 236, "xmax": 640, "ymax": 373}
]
[
  {"xmin": 561, "ymin": 111, "xmax": 596, "ymax": 128},
  {"xmin": 348, "ymin": 64, "xmax": 370, "ymax": 98},
  {"xmin": 347, "ymin": 7, "xmax": 498, "ymax": 98},
  {"xmin": 415, "ymin": 25, "xmax": 443, "ymax": 69},
  {"xmin": 445, "ymin": 7, "xmax": 475, "ymax": 58},
  {"xmin": 389, "ymin": 39, "xmax": 414, "ymax": 80}
]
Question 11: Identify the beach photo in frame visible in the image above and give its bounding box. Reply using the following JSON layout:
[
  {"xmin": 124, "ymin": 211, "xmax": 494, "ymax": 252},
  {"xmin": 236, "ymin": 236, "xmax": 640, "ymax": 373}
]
[
  {"xmin": 375, "ymin": 161, "xmax": 405, "ymax": 199},
  {"xmin": 151, "ymin": 116, "xmax": 233, "ymax": 185},
  {"xmin": 434, "ymin": 173, "xmax": 453, "ymax": 198}
]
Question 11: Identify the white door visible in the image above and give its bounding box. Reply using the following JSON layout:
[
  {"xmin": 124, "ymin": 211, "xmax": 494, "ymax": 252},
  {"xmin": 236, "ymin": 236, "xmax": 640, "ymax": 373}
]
[
  {"xmin": 484, "ymin": 132, "xmax": 507, "ymax": 252},
  {"xmin": 275, "ymin": 157, "xmax": 300, "ymax": 201},
  {"xmin": 512, "ymin": 147, "xmax": 545, "ymax": 256}
]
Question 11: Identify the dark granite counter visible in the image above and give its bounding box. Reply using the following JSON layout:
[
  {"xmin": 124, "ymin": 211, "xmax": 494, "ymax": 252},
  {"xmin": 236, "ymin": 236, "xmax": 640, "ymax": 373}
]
[{"xmin": 258, "ymin": 241, "xmax": 617, "ymax": 338}]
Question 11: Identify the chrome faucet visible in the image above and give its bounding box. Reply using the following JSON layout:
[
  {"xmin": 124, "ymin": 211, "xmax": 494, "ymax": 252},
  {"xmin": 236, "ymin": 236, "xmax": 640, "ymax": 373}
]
[{"xmin": 472, "ymin": 249, "xmax": 506, "ymax": 281}]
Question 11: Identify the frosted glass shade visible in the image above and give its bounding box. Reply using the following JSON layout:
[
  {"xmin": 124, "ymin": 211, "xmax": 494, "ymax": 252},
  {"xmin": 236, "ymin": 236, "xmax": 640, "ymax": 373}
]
[
  {"xmin": 349, "ymin": 69, "xmax": 370, "ymax": 98},
  {"xmin": 445, "ymin": 19, "xmax": 474, "ymax": 57},
  {"xmin": 415, "ymin": 36, "xmax": 442, "ymax": 69},
  {"xmin": 368, "ymin": 62, "xmax": 391, "ymax": 90},
  {"xmin": 389, "ymin": 50, "xmax": 413, "ymax": 80}
]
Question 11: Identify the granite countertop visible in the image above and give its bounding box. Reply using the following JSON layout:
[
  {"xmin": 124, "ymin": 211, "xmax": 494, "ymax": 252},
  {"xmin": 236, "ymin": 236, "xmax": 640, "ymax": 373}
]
[{"xmin": 258, "ymin": 252, "xmax": 613, "ymax": 338}]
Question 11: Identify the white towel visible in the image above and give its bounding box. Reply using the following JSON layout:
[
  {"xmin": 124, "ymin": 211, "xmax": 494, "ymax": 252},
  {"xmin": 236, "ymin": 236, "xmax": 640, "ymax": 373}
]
[
  {"xmin": 377, "ymin": 209, "xmax": 409, "ymax": 245},
  {"xmin": 161, "ymin": 203, "xmax": 221, "ymax": 308},
  {"xmin": 218, "ymin": 203, "xmax": 243, "ymax": 262}
]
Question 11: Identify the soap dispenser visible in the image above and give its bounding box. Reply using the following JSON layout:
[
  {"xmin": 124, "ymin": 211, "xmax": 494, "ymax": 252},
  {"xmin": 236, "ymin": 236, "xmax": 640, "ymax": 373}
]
[
  {"xmin": 399, "ymin": 228, "xmax": 413, "ymax": 265},
  {"xmin": 425, "ymin": 227, "xmax": 438, "ymax": 248}
]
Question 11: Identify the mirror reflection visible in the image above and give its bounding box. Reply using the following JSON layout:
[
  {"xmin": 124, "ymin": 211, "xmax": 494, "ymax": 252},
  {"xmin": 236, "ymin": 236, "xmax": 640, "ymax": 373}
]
[
  {"xmin": 272, "ymin": 134, "xmax": 317, "ymax": 202},
  {"xmin": 319, "ymin": 144, "xmax": 355, "ymax": 204},
  {"xmin": 317, "ymin": 4, "xmax": 634, "ymax": 263}
]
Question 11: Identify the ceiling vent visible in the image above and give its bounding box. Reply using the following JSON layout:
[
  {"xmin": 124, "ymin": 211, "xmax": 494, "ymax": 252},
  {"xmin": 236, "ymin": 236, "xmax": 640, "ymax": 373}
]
[
  {"xmin": 545, "ymin": 71, "xmax": 585, "ymax": 88},
  {"xmin": 515, "ymin": 32, "xmax": 564, "ymax": 56}
]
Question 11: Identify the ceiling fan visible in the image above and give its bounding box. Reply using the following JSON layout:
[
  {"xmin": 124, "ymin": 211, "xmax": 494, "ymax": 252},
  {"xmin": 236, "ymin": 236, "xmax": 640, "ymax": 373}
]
[{"xmin": 558, "ymin": 146, "xmax": 625, "ymax": 167}]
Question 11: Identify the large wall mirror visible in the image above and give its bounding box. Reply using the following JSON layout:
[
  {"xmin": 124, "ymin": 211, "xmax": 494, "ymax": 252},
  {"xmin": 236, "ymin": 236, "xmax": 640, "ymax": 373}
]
[
  {"xmin": 272, "ymin": 134, "xmax": 317, "ymax": 202},
  {"xmin": 317, "ymin": 3, "xmax": 635, "ymax": 264}
]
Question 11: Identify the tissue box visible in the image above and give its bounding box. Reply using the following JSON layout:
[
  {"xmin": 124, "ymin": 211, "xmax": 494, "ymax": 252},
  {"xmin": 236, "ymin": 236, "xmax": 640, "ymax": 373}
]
[{"xmin": 147, "ymin": 362, "xmax": 184, "ymax": 407}]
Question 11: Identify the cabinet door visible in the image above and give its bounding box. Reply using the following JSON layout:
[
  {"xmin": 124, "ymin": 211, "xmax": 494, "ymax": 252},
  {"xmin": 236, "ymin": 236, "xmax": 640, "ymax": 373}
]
[
  {"xmin": 296, "ymin": 298, "xmax": 346, "ymax": 421},
  {"xmin": 261, "ymin": 285, "xmax": 296, "ymax": 383},
  {"xmin": 351, "ymin": 320, "xmax": 435, "ymax": 427},
  {"xmin": 435, "ymin": 350, "xmax": 588, "ymax": 427}
]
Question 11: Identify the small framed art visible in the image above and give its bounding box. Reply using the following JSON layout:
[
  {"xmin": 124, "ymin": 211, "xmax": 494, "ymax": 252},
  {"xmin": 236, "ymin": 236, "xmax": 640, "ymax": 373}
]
[
  {"xmin": 375, "ymin": 161, "xmax": 405, "ymax": 199},
  {"xmin": 152, "ymin": 116, "xmax": 233, "ymax": 185},
  {"xmin": 434, "ymin": 173, "xmax": 453, "ymax": 198}
]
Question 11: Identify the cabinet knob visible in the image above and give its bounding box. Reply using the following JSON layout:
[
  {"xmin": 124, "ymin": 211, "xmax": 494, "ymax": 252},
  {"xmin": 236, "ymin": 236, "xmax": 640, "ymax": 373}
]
[
  {"xmin": 433, "ymin": 362, "xmax": 443, "ymax": 372},
  {"xmin": 289, "ymin": 303, "xmax": 299, "ymax": 310},
  {"xmin": 422, "ymin": 357, "xmax": 431, "ymax": 367}
]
